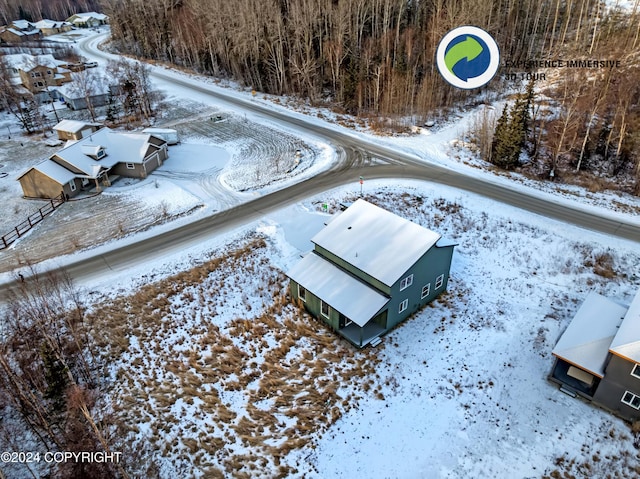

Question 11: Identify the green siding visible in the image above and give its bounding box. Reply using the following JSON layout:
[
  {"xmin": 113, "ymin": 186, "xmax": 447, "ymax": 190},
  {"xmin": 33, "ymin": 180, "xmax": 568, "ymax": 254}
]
[
  {"xmin": 290, "ymin": 242, "xmax": 454, "ymax": 347},
  {"xmin": 387, "ymin": 244, "xmax": 454, "ymax": 329}
]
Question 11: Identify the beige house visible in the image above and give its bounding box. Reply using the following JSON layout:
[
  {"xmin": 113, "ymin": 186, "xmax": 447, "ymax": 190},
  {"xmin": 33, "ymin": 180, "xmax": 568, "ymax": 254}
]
[
  {"xmin": 33, "ymin": 19, "xmax": 73, "ymax": 36},
  {"xmin": 4, "ymin": 53, "xmax": 71, "ymax": 93},
  {"xmin": 66, "ymin": 12, "xmax": 109, "ymax": 28},
  {"xmin": 17, "ymin": 128, "xmax": 169, "ymax": 199},
  {"xmin": 0, "ymin": 20, "xmax": 41, "ymax": 43},
  {"xmin": 53, "ymin": 120, "xmax": 103, "ymax": 141}
]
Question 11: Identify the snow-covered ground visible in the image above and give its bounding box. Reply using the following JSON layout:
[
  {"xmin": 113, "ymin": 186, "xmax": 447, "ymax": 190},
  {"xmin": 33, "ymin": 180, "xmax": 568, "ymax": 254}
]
[
  {"xmin": 79, "ymin": 179, "xmax": 640, "ymax": 478},
  {"xmin": 1, "ymin": 25, "xmax": 639, "ymax": 479}
]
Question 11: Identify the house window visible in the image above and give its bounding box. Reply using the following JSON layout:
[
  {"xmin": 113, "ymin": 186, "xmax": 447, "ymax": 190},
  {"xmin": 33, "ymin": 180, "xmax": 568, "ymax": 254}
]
[
  {"xmin": 435, "ymin": 274, "xmax": 444, "ymax": 289},
  {"xmin": 34, "ymin": 81, "xmax": 44, "ymax": 88},
  {"xmin": 298, "ymin": 284, "xmax": 306, "ymax": 302},
  {"xmin": 31, "ymin": 71, "xmax": 41, "ymax": 78},
  {"xmin": 400, "ymin": 274, "xmax": 413, "ymax": 291},
  {"xmin": 632, "ymin": 364, "xmax": 640, "ymax": 380},
  {"xmin": 421, "ymin": 283, "xmax": 431, "ymax": 299},
  {"xmin": 96, "ymin": 149, "xmax": 105, "ymax": 159},
  {"xmin": 68, "ymin": 180, "xmax": 76, "ymax": 192},
  {"xmin": 126, "ymin": 163, "xmax": 135, "ymax": 169},
  {"xmin": 621, "ymin": 391, "xmax": 640, "ymax": 410},
  {"xmin": 321, "ymin": 301, "xmax": 330, "ymax": 318},
  {"xmin": 398, "ymin": 299, "xmax": 408, "ymax": 314}
]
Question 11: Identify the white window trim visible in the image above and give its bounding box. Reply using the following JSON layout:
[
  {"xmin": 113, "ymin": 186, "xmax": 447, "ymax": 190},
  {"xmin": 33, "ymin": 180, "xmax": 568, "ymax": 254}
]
[
  {"xmin": 68, "ymin": 180, "xmax": 76, "ymax": 191},
  {"xmin": 421, "ymin": 283, "xmax": 431, "ymax": 299},
  {"xmin": 298, "ymin": 284, "xmax": 306, "ymax": 302},
  {"xmin": 344, "ymin": 317, "xmax": 353, "ymax": 327},
  {"xmin": 621, "ymin": 390, "xmax": 640, "ymax": 410},
  {"xmin": 400, "ymin": 274, "xmax": 413, "ymax": 291},
  {"xmin": 125, "ymin": 162, "xmax": 135, "ymax": 169},
  {"xmin": 435, "ymin": 274, "xmax": 444, "ymax": 289},
  {"xmin": 632, "ymin": 364, "xmax": 640, "ymax": 380},
  {"xmin": 398, "ymin": 299, "xmax": 408, "ymax": 314},
  {"xmin": 321, "ymin": 301, "xmax": 330, "ymax": 318}
]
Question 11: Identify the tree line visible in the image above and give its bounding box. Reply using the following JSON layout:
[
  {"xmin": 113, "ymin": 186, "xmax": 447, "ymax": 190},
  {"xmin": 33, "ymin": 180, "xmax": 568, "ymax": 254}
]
[
  {"xmin": 0, "ymin": 270, "xmax": 129, "ymax": 478},
  {"xmin": 104, "ymin": 0, "xmax": 640, "ymax": 192},
  {"xmin": 0, "ymin": 0, "xmax": 101, "ymax": 24}
]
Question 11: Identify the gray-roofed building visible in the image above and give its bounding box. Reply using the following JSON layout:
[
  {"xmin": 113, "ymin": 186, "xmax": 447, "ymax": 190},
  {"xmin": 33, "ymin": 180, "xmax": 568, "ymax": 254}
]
[
  {"xmin": 286, "ymin": 199, "xmax": 456, "ymax": 348},
  {"xmin": 17, "ymin": 127, "xmax": 169, "ymax": 199},
  {"xmin": 550, "ymin": 288, "xmax": 640, "ymax": 421}
]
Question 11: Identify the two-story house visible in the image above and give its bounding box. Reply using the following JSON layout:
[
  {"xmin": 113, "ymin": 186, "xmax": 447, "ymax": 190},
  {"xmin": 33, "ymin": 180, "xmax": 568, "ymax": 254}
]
[
  {"xmin": 286, "ymin": 199, "xmax": 456, "ymax": 348},
  {"xmin": 4, "ymin": 53, "xmax": 71, "ymax": 94},
  {"xmin": 550, "ymin": 288, "xmax": 640, "ymax": 421},
  {"xmin": 0, "ymin": 20, "xmax": 41, "ymax": 43}
]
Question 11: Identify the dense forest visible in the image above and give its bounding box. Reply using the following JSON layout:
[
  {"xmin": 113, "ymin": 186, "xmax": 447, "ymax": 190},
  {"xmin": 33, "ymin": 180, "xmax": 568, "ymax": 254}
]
[
  {"xmin": 101, "ymin": 0, "xmax": 640, "ymax": 191},
  {"xmin": 0, "ymin": 0, "xmax": 101, "ymax": 23}
]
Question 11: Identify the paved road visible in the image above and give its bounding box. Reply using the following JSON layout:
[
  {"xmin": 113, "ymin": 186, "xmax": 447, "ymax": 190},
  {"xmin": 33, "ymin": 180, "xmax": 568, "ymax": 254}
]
[{"xmin": 0, "ymin": 34, "xmax": 637, "ymax": 300}]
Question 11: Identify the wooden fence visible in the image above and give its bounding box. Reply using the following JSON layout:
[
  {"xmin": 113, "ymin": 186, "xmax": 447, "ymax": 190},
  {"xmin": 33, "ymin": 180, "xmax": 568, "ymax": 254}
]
[{"xmin": 0, "ymin": 194, "xmax": 65, "ymax": 250}]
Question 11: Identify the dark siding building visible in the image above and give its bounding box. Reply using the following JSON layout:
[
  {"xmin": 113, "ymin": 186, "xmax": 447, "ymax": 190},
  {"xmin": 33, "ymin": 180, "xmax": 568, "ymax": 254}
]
[{"xmin": 287, "ymin": 199, "xmax": 455, "ymax": 348}]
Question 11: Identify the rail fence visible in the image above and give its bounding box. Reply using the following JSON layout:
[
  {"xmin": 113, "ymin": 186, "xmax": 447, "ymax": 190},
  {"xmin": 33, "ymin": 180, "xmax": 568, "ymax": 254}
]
[{"xmin": 0, "ymin": 194, "xmax": 65, "ymax": 250}]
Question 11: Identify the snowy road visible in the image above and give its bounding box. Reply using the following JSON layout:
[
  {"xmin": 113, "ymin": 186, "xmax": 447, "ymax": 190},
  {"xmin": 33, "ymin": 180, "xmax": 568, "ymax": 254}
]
[{"xmin": 0, "ymin": 33, "xmax": 637, "ymax": 300}]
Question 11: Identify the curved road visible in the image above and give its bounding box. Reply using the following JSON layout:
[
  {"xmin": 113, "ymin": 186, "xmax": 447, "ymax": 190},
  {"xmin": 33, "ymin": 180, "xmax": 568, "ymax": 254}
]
[{"xmin": 0, "ymin": 34, "xmax": 638, "ymax": 300}]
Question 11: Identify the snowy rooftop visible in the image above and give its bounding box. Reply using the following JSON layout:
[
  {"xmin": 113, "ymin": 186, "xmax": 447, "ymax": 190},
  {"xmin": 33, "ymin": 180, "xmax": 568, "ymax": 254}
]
[
  {"xmin": 51, "ymin": 129, "xmax": 158, "ymax": 177},
  {"xmin": 610, "ymin": 289, "xmax": 640, "ymax": 363},
  {"xmin": 68, "ymin": 12, "xmax": 108, "ymax": 22},
  {"xmin": 552, "ymin": 292, "xmax": 627, "ymax": 377},
  {"xmin": 11, "ymin": 20, "xmax": 35, "ymax": 30},
  {"xmin": 17, "ymin": 158, "xmax": 76, "ymax": 185},
  {"xmin": 311, "ymin": 199, "xmax": 441, "ymax": 287},
  {"xmin": 33, "ymin": 19, "xmax": 71, "ymax": 29},
  {"xmin": 2, "ymin": 53, "xmax": 63, "ymax": 71},
  {"xmin": 286, "ymin": 252, "xmax": 389, "ymax": 326},
  {"xmin": 53, "ymin": 120, "xmax": 101, "ymax": 134}
]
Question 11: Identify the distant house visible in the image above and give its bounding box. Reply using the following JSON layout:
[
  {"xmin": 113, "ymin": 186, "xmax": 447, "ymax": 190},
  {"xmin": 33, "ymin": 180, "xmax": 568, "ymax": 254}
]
[
  {"xmin": 550, "ymin": 288, "xmax": 640, "ymax": 421},
  {"xmin": 66, "ymin": 12, "xmax": 109, "ymax": 28},
  {"xmin": 0, "ymin": 20, "xmax": 41, "ymax": 43},
  {"xmin": 3, "ymin": 53, "xmax": 71, "ymax": 94},
  {"xmin": 56, "ymin": 77, "xmax": 110, "ymax": 111},
  {"xmin": 33, "ymin": 19, "xmax": 73, "ymax": 36},
  {"xmin": 286, "ymin": 199, "xmax": 456, "ymax": 348},
  {"xmin": 53, "ymin": 120, "xmax": 103, "ymax": 141},
  {"xmin": 17, "ymin": 128, "xmax": 169, "ymax": 199}
]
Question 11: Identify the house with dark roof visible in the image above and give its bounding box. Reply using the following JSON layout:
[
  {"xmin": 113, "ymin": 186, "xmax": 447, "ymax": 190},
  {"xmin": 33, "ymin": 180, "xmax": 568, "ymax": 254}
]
[
  {"xmin": 286, "ymin": 199, "xmax": 456, "ymax": 348},
  {"xmin": 17, "ymin": 128, "xmax": 168, "ymax": 199},
  {"xmin": 550, "ymin": 288, "xmax": 640, "ymax": 421}
]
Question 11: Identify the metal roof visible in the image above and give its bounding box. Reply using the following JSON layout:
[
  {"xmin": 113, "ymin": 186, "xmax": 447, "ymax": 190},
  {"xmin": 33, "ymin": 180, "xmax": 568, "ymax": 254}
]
[
  {"xmin": 311, "ymin": 199, "xmax": 441, "ymax": 287},
  {"xmin": 552, "ymin": 292, "xmax": 627, "ymax": 377},
  {"xmin": 610, "ymin": 289, "xmax": 640, "ymax": 363},
  {"xmin": 287, "ymin": 252, "xmax": 390, "ymax": 327}
]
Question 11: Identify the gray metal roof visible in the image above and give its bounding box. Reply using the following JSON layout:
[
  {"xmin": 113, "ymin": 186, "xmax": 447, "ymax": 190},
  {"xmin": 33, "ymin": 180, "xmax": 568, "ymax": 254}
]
[
  {"xmin": 552, "ymin": 292, "xmax": 627, "ymax": 377},
  {"xmin": 286, "ymin": 252, "xmax": 389, "ymax": 327},
  {"xmin": 311, "ymin": 199, "xmax": 441, "ymax": 287},
  {"xmin": 610, "ymin": 289, "xmax": 640, "ymax": 363}
]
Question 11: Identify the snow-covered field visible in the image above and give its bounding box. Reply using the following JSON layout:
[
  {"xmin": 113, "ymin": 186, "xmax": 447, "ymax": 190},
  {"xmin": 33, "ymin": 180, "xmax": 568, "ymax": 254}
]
[
  {"xmin": 1, "ymin": 26, "xmax": 639, "ymax": 479},
  {"xmin": 78, "ymin": 179, "xmax": 640, "ymax": 479}
]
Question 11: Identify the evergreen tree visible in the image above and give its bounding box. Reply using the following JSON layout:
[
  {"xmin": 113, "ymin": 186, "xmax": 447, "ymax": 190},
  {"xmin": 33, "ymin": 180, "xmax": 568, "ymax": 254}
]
[
  {"xmin": 41, "ymin": 344, "xmax": 69, "ymax": 416},
  {"xmin": 491, "ymin": 82, "xmax": 534, "ymax": 170}
]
